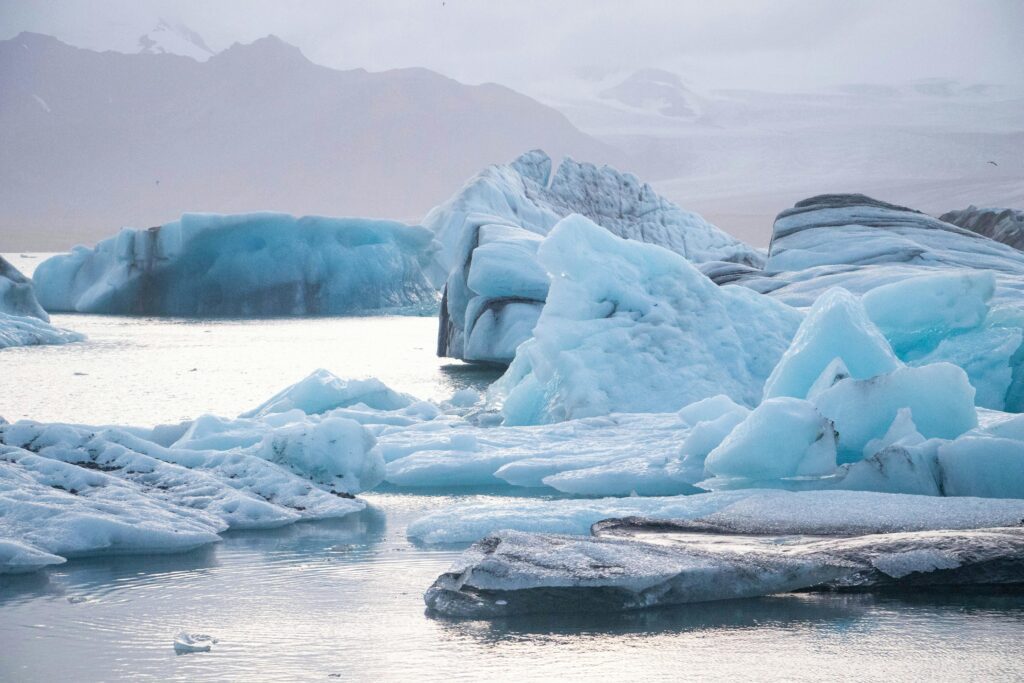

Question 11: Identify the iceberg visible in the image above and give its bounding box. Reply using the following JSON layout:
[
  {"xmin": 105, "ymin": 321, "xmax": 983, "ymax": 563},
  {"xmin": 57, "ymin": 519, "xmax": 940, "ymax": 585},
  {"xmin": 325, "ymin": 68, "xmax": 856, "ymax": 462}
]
[
  {"xmin": 0, "ymin": 255, "xmax": 48, "ymax": 319},
  {"xmin": 861, "ymin": 271, "xmax": 995, "ymax": 358},
  {"xmin": 409, "ymin": 489, "xmax": 1024, "ymax": 544},
  {"xmin": 33, "ymin": 212, "xmax": 440, "ymax": 316},
  {"xmin": 938, "ymin": 436, "xmax": 1024, "ymax": 498},
  {"xmin": 383, "ymin": 411, "xmax": 691, "ymax": 489},
  {"xmin": 428, "ymin": 150, "xmax": 764, "ymax": 363},
  {"xmin": 241, "ymin": 369, "xmax": 414, "ymax": 417},
  {"xmin": 716, "ymin": 196, "xmax": 1024, "ymax": 413},
  {"xmin": 700, "ymin": 397, "xmax": 837, "ymax": 489},
  {"xmin": 425, "ymin": 524, "xmax": 1024, "ymax": 617},
  {"xmin": 489, "ymin": 215, "xmax": 801, "ymax": 424},
  {"xmin": 763, "ymin": 288, "xmax": 899, "ymax": 400},
  {"xmin": 941, "ymin": 206, "xmax": 1024, "ymax": 251},
  {"xmin": 0, "ymin": 538, "xmax": 66, "ymax": 574},
  {"xmin": 726, "ymin": 194, "xmax": 1024, "ymax": 307},
  {"xmin": 0, "ymin": 370, "xmax": 427, "ymax": 572},
  {"xmin": 0, "ymin": 313, "xmax": 84, "ymax": 350},
  {"xmin": 813, "ymin": 363, "xmax": 977, "ymax": 462},
  {"xmin": 0, "ymin": 255, "xmax": 83, "ymax": 350}
]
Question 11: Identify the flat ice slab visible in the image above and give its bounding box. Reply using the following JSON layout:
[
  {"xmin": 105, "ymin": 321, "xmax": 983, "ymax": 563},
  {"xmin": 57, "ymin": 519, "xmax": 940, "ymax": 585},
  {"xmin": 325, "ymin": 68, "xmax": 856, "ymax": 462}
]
[{"xmin": 426, "ymin": 523, "xmax": 1024, "ymax": 618}]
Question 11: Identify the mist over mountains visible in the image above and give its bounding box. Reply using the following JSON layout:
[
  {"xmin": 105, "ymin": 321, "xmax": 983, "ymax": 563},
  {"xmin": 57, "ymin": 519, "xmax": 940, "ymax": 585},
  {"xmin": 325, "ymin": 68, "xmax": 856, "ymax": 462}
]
[
  {"xmin": 0, "ymin": 31, "xmax": 616, "ymax": 250},
  {"xmin": 2, "ymin": 26, "xmax": 1022, "ymax": 250}
]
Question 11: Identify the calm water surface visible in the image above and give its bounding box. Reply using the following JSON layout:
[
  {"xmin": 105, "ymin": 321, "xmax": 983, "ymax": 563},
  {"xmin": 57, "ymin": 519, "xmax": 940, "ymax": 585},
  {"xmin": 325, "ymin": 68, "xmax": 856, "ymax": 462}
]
[{"xmin": 2, "ymin": 254, "xmax": 1023, "ymax": 681}]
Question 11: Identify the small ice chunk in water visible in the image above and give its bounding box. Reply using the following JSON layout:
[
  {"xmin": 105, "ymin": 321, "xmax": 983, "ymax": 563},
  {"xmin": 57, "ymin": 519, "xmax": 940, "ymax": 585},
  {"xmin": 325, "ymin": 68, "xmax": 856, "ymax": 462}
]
[{"xmin": 173, "ymin": 632, "xmax": 218, "ymax": 654}]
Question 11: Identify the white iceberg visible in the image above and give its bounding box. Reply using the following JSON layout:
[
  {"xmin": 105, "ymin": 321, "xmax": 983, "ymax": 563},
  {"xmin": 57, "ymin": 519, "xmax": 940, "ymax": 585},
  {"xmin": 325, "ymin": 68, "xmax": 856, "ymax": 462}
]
[
  {"xmin": 382, "ymin": 411, "xmax": 692, "ymax": 490},
  {"xmin": 0, "ymin": 255, "xmax": 48, "ymax": 319},
  {"xmin": 0, "ymin": 370, "xmax": 430, "ymax": 572},
  {"xmin": 763, "ymin": 288, "xmax": 899, "ymax": 400},
  {"xmin": 700, "ymin": 397, "xmax": 837, "ymax": 490},
  {"xmin": 33, "ymin": 212, "xmax": 440, "ymax": 316},
  {"xmin": 0, "ymin": 255, "xmax": 83, "ymax": 350},
  {"xmin": 429, "ymin": 150, "xmax": 764, "ymax": 363},
  {"xmin": 0, "ymin": 538, "xmax": 66, "ymax": 574},
  {"xmin": 813, "ymin": 363, "xmax": 977, "ymax": 462},
  {"xmin": 241, "ymin": 369, "xmax": 414, "ymax": 417},
  {"xmin": 173, "ymin": 632, "xmax": 218, "ymax": 654},
  {"xmin": 723, "ymin": 195, "xmax": 1024, "ymax": 409},
  {"xmin": 490, "ymin": 214, "xmax": 800, "ymax": 424}
]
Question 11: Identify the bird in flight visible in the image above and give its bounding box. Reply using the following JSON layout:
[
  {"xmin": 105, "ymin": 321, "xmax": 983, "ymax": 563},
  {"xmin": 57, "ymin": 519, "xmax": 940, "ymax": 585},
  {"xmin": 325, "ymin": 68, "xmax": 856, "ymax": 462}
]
[{"xmin": 987, "ymin": 161, "xmax": 998, "ymax": 166}]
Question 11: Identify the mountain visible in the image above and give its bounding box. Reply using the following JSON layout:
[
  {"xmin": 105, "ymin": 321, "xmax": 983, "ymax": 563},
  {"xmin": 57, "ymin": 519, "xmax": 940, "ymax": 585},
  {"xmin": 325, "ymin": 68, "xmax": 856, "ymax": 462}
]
[
  {"xmin": 538, "ymin": 69, "xmax": 1024, "ymax": 246},
  {"xmin": 0, "ymin": 33, "xmax": 620, "ymax": 250},
  {"xmin": 137, "ymin": 20, "xmax": 215, "ymax": 60}
]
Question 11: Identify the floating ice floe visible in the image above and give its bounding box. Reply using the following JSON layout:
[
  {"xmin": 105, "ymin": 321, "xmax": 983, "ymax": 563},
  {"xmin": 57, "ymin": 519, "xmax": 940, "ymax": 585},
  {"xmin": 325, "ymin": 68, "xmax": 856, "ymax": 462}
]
[
  {"xmin": 32, "ymin": 213, "xmax": 440, "ymax": 316},
  {"xmin": 428, "ymin": 150, "xmax": 763, "ymax": 363},
  {"xmin": 0, "ymin": 370, "xmax": 422, "ymax": 571},
  {"xmin": 0, "ymin": 255, "xmax": 83, "ymax": 350},
  {"xmin": 173, "ymin": 632, "xmax": 218, "ymax": 654},
  {"xmin": 408, "ymin": 489, "xmax": 1024, "ymax": 544},
  {"xmin": 425, "ymin": 523, "xmax": 1024, "ymax": 617},
  {"xmin": 240, "ymin": 369, "xmax": 415, "ymax": 417}
]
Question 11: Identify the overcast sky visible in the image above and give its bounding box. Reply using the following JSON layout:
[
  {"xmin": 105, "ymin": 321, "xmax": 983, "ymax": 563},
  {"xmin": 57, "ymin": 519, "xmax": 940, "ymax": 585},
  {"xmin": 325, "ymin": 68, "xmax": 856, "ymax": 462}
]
[{"xmin": 3, "ymin": 0, "xmax": 1023, "ymax": 94}]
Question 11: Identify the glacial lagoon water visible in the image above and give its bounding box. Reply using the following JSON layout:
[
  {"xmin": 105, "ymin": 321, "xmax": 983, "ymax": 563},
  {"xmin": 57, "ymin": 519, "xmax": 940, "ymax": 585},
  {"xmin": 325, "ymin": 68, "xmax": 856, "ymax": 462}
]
[{"xmin": 2, "ymin": 254, "xmax": 1024, "ymax": 681}]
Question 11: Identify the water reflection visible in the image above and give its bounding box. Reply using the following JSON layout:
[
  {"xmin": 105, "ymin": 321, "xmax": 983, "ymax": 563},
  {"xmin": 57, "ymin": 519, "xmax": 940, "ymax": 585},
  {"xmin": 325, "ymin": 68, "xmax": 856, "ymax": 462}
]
[
  {"xmin": 435, "ymin": 588, "xmax": 1024, "ymax": 643},
  {"xmin": 438, "ymin": 362, "xmax": 505, "ymax": 391}
]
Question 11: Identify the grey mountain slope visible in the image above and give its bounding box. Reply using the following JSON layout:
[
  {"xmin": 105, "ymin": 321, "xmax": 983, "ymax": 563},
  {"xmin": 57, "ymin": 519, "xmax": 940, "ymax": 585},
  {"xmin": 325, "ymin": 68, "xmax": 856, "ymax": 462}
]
[{"xmin": 0, "ymin": 33, "xmax": 620, "ymax": 250}]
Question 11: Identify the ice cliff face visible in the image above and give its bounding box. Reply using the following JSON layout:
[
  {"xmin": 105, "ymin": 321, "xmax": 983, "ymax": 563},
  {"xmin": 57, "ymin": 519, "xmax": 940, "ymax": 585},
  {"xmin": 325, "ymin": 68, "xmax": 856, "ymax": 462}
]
[
  {"xmin": 33, "ymin": 213, "xmax": 440, "ymax": 316},
  {"xmin": 0, "ymin": 256, "xmax": 83, "ymax": 350},
  {"xmin": 941, "ymin": 206, "xmax": 1024, "ymax": 252},
  {"xmin": 428, "ymin": 150, "xmax": 764, "ymax": 363}
]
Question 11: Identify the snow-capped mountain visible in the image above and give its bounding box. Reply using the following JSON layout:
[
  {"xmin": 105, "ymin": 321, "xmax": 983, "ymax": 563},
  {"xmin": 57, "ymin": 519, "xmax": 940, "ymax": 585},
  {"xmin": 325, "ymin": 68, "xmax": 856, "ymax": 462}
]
[
  {"xmin": 136, "ymin": 19, "xmax": 215, "ymax": 60},
  {"xmin": 598, "ymin": 68, "xmax": 702, "ymax": 119}
]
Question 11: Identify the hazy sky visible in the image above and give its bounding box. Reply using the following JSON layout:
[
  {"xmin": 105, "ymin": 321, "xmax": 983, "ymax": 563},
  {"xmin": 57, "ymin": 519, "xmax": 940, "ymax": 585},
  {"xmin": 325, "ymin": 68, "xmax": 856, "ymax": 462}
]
[{"xmin": 3, "ymin": 0, "xmax": 1023, "ymax": 94}]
